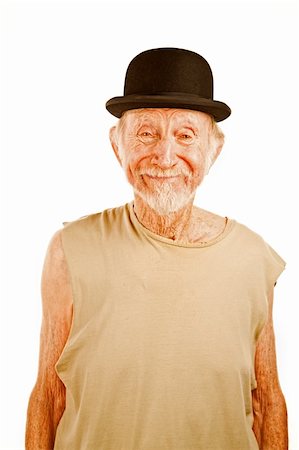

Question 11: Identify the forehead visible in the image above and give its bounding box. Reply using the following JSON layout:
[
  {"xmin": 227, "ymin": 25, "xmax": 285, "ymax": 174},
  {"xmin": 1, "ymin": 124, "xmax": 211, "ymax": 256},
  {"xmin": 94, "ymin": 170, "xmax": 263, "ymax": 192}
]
[{"xmin": 123, "ymin": 108, "xmax": 211, "ymax": 128}]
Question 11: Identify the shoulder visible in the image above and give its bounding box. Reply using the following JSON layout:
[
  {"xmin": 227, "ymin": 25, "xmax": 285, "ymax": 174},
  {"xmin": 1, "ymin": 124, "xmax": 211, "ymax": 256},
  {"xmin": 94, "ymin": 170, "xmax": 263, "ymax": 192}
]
[
  {"xmin": 233, "ymin": 219, "xmax": 285, "ymax": 265},
  {"xmin": 233, "ymin": 220, "xmax": 269, "ymax": 248},
  {"xmin": 62, "ymin": 203, "xmax": 128, "ymax": 232},
  {"xmin": 41, "ymin": 229, "xmax": 73, "ymax": 314},
  {"xmin": 230, "ymin": 218, "xmax": 286, "ymax": 288},
  {"xmin": 60, "ymin": 203, "xmax": 131, "ymax": 252},
  {"xmin": 43, "ymin": 229, "xmax": 65, "ymax": 273}
]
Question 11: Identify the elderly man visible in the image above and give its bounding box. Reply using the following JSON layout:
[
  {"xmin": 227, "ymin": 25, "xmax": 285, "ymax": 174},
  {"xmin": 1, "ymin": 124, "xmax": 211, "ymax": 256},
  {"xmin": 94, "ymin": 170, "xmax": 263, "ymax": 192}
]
[{"xmin": 26, "ymin": 48, "xmax": 288, "ymax": 449}]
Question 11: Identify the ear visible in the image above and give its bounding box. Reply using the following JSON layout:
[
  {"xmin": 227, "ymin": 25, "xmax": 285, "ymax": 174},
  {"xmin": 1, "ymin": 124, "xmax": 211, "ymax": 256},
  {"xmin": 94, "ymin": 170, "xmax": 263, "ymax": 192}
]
[
  {"xmin": 205, "ymin": 134, "xmax": 224, "ymax": 175},
  {"xmin": 109, "ymin": 126, "xmax": 123, "ymax": 167}
]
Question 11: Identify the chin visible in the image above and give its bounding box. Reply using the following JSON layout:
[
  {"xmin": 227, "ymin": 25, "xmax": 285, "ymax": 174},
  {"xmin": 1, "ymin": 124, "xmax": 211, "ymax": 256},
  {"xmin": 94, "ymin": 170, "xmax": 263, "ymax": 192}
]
[{"xmin": 133, "ymin": 185, "xmax": 196, "ymax": 216}]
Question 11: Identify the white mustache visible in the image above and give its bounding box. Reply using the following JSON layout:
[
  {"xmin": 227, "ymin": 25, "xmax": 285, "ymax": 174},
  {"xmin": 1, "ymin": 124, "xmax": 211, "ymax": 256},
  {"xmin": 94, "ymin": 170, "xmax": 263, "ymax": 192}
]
[{"xmin": 138, "ymin": 168, "xmax": 191, "ymax": 178}]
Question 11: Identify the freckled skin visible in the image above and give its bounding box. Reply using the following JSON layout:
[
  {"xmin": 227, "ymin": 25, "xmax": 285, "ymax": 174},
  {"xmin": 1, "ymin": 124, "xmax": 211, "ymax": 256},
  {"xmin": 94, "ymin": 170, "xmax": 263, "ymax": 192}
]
[
  {"xmin": 25, "ymin": 230, "xmax": 73, "ymax": 449},
  {"xmin": 118, "ymin": 109, "xmax": 207, "ymax": 194},
  {"xmin": 252, "ymin": 288, "xmax": 288, "ymax": 449},
  {"xmin": 25, "ymin": 108, "xmax": 288, "ymax": 449},
  {"xmin": 110, "ymin": 108, "xmax": 226, "ymax": 242}
]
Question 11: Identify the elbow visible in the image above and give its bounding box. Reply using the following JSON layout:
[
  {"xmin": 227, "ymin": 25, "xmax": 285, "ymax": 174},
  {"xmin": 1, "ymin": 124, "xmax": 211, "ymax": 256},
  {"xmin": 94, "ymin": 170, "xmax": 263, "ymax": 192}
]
[
  {"xmin": 27, "ymin": 376, "xmax": 66, "ymax": 423},
  {"xmin": 253, "ymin": 385, "xmax": 288, "ymax": 424}
]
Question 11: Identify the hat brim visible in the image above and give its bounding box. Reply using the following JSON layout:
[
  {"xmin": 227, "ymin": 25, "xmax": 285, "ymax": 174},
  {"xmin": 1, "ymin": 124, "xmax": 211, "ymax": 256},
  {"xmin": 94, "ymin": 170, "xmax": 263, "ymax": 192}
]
[{"xmin": 105, "ymin": 93, "xmax": 231, "ymax": 122}]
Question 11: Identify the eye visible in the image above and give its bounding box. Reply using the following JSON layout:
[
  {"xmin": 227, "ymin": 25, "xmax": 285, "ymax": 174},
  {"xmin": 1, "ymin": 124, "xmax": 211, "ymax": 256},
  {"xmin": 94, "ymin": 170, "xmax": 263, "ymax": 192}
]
[
  {"xmin": 178, "ymin": 133, "xmax": 194, "ymax": 142},
  {"xmin": 137, "ymin": 129, "xmax": 158, "ymax": 143}
]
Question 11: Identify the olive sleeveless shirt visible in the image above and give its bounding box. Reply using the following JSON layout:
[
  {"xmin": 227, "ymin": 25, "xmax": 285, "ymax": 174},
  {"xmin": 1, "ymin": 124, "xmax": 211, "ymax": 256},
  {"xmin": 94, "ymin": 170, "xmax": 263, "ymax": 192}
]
[{"xmin": 54, "ymin": 201, "xmax": 286, "ymax": 450}]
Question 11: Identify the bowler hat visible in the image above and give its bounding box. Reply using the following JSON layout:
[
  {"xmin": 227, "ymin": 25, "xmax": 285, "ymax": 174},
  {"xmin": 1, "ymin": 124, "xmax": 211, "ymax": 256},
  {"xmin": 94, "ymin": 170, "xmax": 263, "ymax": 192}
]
[{"xmin": 105, "ymin": 47, "xmax": 231, "ymax": 122}]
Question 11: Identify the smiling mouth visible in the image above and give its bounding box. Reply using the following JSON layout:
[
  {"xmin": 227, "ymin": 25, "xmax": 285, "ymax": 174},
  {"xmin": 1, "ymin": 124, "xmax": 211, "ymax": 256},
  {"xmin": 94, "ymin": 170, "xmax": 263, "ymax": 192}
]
[{"xmin": 142, "ymin": 174, "xmax": 180, "ymax": 180}]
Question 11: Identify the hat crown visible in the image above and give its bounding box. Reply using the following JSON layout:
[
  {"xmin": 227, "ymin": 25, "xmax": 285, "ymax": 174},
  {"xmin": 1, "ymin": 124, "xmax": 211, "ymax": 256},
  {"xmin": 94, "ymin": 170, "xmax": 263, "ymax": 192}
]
[
  {"xmin": 105, "ymin": 47, "xmax": 231, "ymax": 122},
  {"xmin": 124, "ymin": 48, "xmax": 214, "ymax": 100}
]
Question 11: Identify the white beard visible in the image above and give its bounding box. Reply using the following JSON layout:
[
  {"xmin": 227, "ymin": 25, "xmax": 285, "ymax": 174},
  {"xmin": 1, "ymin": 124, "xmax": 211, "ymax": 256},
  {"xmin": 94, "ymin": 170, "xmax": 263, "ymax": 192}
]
[{"xmin": 133, "ymin": 178, "xmax": 196, "ymax": 216}]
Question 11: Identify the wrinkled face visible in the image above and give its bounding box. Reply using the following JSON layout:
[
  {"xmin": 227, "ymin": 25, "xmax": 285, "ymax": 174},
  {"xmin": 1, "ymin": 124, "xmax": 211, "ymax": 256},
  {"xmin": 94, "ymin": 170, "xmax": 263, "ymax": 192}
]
[{"xmin": 114, "ymin": 108, "xmax": 216, "ymax": 215}]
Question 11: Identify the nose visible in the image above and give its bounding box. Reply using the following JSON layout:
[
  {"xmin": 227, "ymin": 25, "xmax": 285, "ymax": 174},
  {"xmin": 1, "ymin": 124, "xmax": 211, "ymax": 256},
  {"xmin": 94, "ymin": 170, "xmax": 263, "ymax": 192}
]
[{"xmin": 150, "ymin": 138, "xmax": 178, "ymax": 169}]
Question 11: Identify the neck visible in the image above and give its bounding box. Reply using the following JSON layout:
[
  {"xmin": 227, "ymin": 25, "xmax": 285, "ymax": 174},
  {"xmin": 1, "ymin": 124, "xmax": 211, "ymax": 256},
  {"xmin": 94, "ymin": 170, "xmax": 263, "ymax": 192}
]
[{"xmin": 133, "ymin": 193, "xmax": 197, "ymax": 241}]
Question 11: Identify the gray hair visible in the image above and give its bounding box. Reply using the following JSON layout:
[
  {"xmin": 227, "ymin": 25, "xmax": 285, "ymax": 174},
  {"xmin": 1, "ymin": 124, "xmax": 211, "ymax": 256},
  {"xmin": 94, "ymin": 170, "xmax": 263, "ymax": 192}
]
[{"xmin": 206, "ymin": 116, "xmax": 225, "ymax": 172}]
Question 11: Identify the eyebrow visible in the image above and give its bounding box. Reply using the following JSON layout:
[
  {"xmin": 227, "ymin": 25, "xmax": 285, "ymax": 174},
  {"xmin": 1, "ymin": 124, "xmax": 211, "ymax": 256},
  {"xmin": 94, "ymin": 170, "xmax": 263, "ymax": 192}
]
[{"xmin": 178, "ymin": 125, "xmax": 199, "ymax": 133}]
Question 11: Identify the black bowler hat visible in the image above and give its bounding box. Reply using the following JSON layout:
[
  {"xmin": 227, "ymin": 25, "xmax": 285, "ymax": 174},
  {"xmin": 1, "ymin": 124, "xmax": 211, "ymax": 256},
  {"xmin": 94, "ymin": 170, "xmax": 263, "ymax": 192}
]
[{"xmin": 105, "ymin": 47, "xmax": 231, "ymax": 122}]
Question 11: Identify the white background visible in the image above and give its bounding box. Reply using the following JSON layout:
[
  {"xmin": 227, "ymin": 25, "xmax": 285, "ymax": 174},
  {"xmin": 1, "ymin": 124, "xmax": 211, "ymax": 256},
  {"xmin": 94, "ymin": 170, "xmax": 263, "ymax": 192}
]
[{"xmin": 1, "ymin": 0, "xmax": 298, "ymax": 448}]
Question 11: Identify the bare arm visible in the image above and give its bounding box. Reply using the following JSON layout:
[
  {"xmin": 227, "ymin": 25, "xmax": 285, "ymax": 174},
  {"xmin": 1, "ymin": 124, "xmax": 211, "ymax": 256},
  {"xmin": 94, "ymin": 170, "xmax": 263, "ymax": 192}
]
[
  {"xmin": 25, "ymin": 230, "xmax": 73, "ymax": 450},
  {"xmin": 252, "ymin": 287, "xmax": 288, "ymax": 449}
]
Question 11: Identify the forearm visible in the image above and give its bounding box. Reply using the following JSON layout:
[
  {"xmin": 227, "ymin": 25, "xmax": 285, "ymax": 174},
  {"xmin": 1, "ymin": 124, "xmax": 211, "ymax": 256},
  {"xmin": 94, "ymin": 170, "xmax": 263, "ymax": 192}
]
[
  {"xmin": 253, "ymin": 394, "xmax": 288, "ymax": 450},
  {"xmin": 25, "ymin": 384, "xmax": 65, "ymax": 450}
]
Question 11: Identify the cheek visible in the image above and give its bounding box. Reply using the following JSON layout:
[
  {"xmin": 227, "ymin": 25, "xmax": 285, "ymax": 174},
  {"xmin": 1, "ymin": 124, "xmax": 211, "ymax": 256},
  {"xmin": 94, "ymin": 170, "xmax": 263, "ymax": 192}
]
[
  {"xmin": 122, "ymin": 152, "xmax": 146, "ymax": 186},
  {"xmin": 182, "ymin": 150, "xmax": 206, "ymax": 177},
  {"xmin": 123, "ymin": 143, "xmax": 151, "ymax": 171}
]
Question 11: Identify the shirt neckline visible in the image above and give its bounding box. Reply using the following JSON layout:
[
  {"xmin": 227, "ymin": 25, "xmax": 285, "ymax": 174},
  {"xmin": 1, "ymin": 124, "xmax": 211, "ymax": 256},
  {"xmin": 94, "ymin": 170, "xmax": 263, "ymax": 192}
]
[{"xmin": 128, "ymin": 201, "xmax": 236, "ymax": 248}]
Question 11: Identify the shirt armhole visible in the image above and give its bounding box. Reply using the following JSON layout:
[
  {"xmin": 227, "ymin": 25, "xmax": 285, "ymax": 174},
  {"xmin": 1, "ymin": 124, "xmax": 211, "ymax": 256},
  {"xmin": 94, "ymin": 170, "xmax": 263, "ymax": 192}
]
[{"xmin": 265, "ymin": 241, "xmax": 286, "ymax": 288}]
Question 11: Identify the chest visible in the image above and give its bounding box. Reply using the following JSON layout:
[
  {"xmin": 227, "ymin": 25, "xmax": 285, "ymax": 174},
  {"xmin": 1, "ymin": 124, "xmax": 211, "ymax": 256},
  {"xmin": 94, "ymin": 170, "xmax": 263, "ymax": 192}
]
[{"xmin": 69, "ymin": 244, "xmax": 267, "ymax": 379}]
